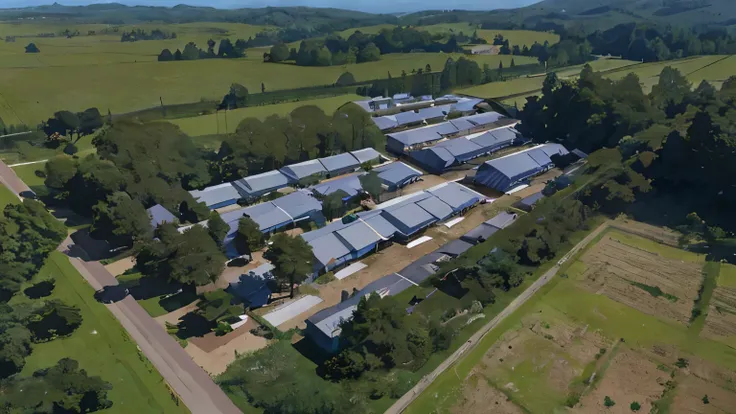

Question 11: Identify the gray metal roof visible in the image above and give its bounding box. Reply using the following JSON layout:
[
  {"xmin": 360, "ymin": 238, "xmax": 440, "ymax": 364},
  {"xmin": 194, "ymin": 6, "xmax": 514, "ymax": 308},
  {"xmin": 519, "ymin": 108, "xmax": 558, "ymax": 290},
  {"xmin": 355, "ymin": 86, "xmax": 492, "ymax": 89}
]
[
  {"xmin": 362, "ymin": 214, "xmax": 399, "ymax": 239},
  {"xmin": 434, "ymin": 137, "xmax": 484, "ymax": 157},
  {"xmin": 387, "ymin": 122, "xmax": 459, "ymax": 146},
  {"xmin": 482, "ymin": 152, "xmax": 542, "ymax": 181},
  {"xmin": 428, "ymin": 182, "xmax": 482, "ymax": 210},
  {"xmin": 270, "ymin": 190, "xmax": 322, "ymax": 219},
  {"xmin": 336, "ymin": 221, "xmax": 383, "ymax": 251},
  {"xmin": 469, "ymin": 127, "xmax": 517, "ymax": 149},
  {"xmin": 416, "ymin": 196, "xmax": 454, "ymax": 220},
  {"xmin": 464, "ymin": 111, "xmax": 504, "ymax": 126},
  {"xmin": 189, "ymin": 182, "xmax": 241, "ymax": 207},
  {"xmin": 490, "ymin": 127, "xmax": 519, "ymax": 142},
  {"xmin": 232, "ymin": 170, "xmax": 290, "ymax": 196},
  {"xmin": 436, "ymin": 239, "xmax": 474, "ymax": 256},
  {"xmin": 279, "ymin": 159, "xmax": 327, "ymax": 181},
  {"xmin": 372, "ymin": 116, "xmax": 398, "ymax": 131},
  {"xmin": 462, "ymin": 223, "xmax": 499, "ymax": 244},
  {"xmin": 350, "ymin": 148, "xmax": 382, "ymax": 164},
  {"xmin": 449, "ymin": 118, "xmax": 476, "ymax": 131},
  {"xmin": 484, "ymin": 211, "xmax": 518, "ymax": 229},
  {"xmin": 319, "ymin": 153, "xmax": 360, "ymax": 173},
  {"xmin": 374, "ymin": 162, "xmax": 423, "ymax": 186},
  {"xmin": 417, "ymin": 104, "xmax": 451, "ymax": 119},
  {"xmin": 312, "ymin": 174, "xmax": 364, "ymax": 197},
  {"xmin": 382, "ymin": 202, "xmax": 437, "ymax": 232},
  {"xmin": 520, "ymin": 191, "xmax": 545, "ymax": 207},
  {"xmin": 308, "ymin": 233, "xmax": 352, "ymax": 268},
  {"xmin": 147, "ymin": 204, "xmax": 176, "ymax": 228},
  {"xmin": 395, "ymin": 110, "xmax": 424, "ymax": 126}
]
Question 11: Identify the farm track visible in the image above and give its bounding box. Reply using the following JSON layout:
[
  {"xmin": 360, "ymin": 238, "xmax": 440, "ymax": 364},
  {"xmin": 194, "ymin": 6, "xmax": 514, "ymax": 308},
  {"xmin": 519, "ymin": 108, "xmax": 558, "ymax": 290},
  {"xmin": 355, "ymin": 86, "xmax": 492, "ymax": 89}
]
[{"xmin": 387, "ymin": 220, "xmax": 613, "ymax": 414}]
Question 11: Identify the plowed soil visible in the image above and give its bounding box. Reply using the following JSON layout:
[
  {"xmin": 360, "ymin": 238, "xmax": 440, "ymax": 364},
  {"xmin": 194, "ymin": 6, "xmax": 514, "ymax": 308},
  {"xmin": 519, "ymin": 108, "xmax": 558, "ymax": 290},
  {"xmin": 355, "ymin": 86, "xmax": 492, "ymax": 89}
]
[{"xmin": 577, "ymin": 234, "xmax": 703, "ymax": 325}]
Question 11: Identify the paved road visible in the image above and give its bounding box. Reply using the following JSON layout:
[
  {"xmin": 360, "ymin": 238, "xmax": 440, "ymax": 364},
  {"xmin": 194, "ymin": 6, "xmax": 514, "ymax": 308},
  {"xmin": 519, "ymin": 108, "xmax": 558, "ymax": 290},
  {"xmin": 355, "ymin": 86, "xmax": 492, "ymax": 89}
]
[
  {"xmin": 0, "ymin": 158, "xmax": 32, "ymax": 198},
  {"xmin": 386, "ymin": 221, "xmax": 611, "ymax": 414},
  {"xmin": 67, "ymin": 256, "xmax": 242, "ymax": 414}
]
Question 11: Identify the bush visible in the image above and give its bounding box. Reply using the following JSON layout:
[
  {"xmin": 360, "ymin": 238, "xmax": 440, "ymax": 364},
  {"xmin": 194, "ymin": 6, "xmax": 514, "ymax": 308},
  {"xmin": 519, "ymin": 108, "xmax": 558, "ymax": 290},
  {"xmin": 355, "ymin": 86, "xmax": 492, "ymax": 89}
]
[
  {"xmin": 214, "ymin": 321, "xmax": 234, "ymax": 336},
  {"xmin": 630, "ymin": 401, "xmax": 641, "ymax": 411},
  {"xmin": 335, "ymin": 72, "xmax": 356, "ymax": 86},
  {"xmin": 315, "ymin": 272, "xmax": 336, "ymax": 285},
  {"xmin": 675, "ymin": 357, "xmax": 689, "ymax": 368},
  {"xmin": 604, "ymin": 396, "xmax": 616, "ymax": 407},
  {"xmin": 565, "ymin": 393, "xmax": 581, "ymax": 408}
]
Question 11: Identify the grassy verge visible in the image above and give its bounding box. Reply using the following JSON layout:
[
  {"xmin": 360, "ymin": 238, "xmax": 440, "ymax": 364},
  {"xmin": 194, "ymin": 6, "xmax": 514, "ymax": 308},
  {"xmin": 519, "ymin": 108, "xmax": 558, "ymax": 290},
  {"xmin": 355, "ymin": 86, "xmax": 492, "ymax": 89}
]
[
  {"xmin": 17, "ymin": 252, "xmax": 188, "ymax": 414},
  {"xmin": 0, "ymin": 182, "xmax": 18, "ymax": 208},
  {"xmin": 688, "ymin": 261, "xmax": 719, "ymax": 336}
]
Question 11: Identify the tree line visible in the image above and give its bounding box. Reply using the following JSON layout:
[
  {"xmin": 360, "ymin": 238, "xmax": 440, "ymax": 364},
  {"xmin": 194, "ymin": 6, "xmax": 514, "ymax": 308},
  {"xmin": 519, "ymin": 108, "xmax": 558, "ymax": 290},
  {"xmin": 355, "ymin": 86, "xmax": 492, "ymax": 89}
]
[
  {"xmin": 520, "ymin": 64, "xmax": 736, "ymax": 232},
  {"xmin": 120, "ymin": 28, "xmax": 176, "ymax": 42},
  {"xmin": 158, "ymin": 38, "xmax": 247, "ymax": 62},
  {"xmin": 265, "ymin": 26, "xmax": 466, "ymax": 67}
]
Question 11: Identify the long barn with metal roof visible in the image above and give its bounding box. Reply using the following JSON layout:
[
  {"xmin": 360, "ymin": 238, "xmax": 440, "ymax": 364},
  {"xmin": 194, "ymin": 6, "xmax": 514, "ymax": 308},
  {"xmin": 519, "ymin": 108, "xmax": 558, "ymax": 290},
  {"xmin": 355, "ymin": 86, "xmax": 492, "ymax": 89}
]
[
  {"xmin": 301, "ymin": 182, "xmax": 483, "ymax": 276},
  {"xmin": 408, "ymin": 126, "xmax": 521, "ymax": 174},
  {"xmin": 385, "ymin": 111, "xmax": 508, "ymax": 155},
  {"xmin": 474, "ymin": 143, "xmax": 570, "ymax": 192},
  {"xmin": 221, "ymin": 190, "xmax": 323, "ymax": 258}
]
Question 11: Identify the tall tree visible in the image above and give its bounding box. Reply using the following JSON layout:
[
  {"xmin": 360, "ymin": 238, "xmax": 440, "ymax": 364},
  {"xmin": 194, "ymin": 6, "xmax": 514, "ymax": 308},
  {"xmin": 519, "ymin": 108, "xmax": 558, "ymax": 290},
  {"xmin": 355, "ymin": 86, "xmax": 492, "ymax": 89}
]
[
  {"xmin": 359, "ymin": 171, "xmax": 382, "ymax": 200},
  {"xmin": 263, "ymin": 233, "xmax": 314, "ymax": 298},
  {"xmin": 207, "ymin": 211, "xmax": 229, "ymax": 246},
  {"xmin": 237, "ymin": 217, "xmax": 263, "ymax": 253}
]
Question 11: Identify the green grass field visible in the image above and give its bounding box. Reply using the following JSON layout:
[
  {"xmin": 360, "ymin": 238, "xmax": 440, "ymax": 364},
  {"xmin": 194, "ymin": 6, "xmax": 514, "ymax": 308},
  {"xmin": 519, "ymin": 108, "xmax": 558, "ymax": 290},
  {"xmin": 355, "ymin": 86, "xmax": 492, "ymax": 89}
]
[
  {"xmin": 419, "ymin": 23, "xmax": 560, "ymax": 47},
  {"xmin": 0, "ymin": 182, "xmax": 18, "ymax": 208},
  {"xmin": 0, "ymin": 52, "xmax": 535, "ymax": 125},
  {"xmin": 718, "ymin": 263, "xmax": 736, "ymax": 288},
  {"xmin": 12, "ymin": 252, "xmax": 188, "ymax": 414},
  {"xmin": 604, "ymin": 54, "xmax": 733, "ymax": 92},
  {"xmin": 0, "ymin": 22, "xmax": 271, "ymax": 69},
  {"xmin": 170, "ymin": 93, "xmax": 363, "ymax": 136},
  {"xmin": 459, "ymin": 58, "xmax": 641, "ymax": 99},
  {"xmin": 11, "ymin": 162, "xmax": 47, "ymax": 194},
  {"xmin": 405, "ymin": 228, "xmax": 736, "ymax": 414}
]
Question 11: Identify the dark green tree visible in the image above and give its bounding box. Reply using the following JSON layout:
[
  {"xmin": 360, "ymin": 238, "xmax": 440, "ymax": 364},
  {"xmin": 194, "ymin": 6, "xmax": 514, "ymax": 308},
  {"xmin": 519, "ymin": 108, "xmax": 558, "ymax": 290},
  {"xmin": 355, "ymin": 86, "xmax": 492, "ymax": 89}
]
[
  {"xmin": 322, "ymin": 190, "xmax": 348, "ymax": 220},
  {"xmin": 24, "ymin": 43, "xmax": 39, "ymax": 53},
  {"xmin": 336, "ymin": 72, "xmax": 356, "ymax": 86},
  {"xmin": 263, "ymin": 233, "xmax": 314, "ymax": 298},
  {"xmin": 359, "ymin": 171, "xmax": 382, "ymax": 200},
  {"xmin": 237, "ymin": 217, "xmax": 263, "ymax": 253},
  {"xmin": 207, "ymin": 211, "xmax": 229, "ymax": 246},
  {"xmin": 269, "ymin": 43, "xmax": 290, "ymax": 62}
]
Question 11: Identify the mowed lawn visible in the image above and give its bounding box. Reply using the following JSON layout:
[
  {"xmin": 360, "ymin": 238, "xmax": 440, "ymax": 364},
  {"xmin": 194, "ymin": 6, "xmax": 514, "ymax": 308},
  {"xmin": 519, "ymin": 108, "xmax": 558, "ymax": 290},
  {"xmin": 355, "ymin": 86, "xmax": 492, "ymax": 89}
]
[
  {"xmin": 406, "ymin": 228, "xmax": 736, "ymax": 414},
  {"xmin": 0, "ymin": 182, "xmax": 18, "ymax": 208},
  {"xmin": 0, "ymin": 53, "xmax": 535, "ymax": 124},
  {"xmin": 16, "ymin": 252, "xmax": 188, "ymax": 414},
  {"xmin": 171, "ymin": 93, "xmax": 364, "ymax": 136}
]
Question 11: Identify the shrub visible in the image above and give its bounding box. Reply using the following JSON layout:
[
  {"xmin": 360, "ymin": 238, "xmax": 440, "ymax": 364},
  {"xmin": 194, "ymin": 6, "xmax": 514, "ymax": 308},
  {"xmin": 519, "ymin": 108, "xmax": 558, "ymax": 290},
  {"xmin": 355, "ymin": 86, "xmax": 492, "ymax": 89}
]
[
  {"xmin": 675, "ymin": 358, "xmax": 689, "ymax": 368},
  {"xmin": 214, "ymin": 321, "xmax": 234, "ymax": 336},
  {"xmin": 565, "ymin": 393, "xmax": 580, "ymax": 408},
  {"xmin": 630, "ymin": 401, "xmax": 641, "ymax": 411},
  {"xmin": 702, "ymin": 394, "xmax": 709, "ymax": 404},
  {"xmin": 604, "ymin": 396, "xmax": 616, "ymax": 407},
  {"xmin": 315, "ymin": 272, "xmax": 336, "ymax": 285}
]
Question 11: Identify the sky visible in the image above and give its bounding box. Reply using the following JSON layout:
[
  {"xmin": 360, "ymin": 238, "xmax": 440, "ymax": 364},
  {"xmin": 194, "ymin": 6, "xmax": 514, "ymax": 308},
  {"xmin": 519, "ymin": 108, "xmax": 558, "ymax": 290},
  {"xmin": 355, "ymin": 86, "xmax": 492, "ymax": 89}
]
[{"xmin": 0, "ymin": 0, "xmax": 541, "ymax": 14}]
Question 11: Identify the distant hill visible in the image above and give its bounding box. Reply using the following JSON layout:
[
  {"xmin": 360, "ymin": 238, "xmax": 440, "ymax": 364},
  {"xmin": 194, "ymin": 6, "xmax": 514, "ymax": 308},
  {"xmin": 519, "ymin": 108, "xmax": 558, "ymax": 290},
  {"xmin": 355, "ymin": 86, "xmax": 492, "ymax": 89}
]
[
  {"xmin": 402, "ymin": 0, "xmax": 736, "ymax": 30},
  {"xmin": 0, "ymin": 3, "xmax": 399, "ymax": 29}
]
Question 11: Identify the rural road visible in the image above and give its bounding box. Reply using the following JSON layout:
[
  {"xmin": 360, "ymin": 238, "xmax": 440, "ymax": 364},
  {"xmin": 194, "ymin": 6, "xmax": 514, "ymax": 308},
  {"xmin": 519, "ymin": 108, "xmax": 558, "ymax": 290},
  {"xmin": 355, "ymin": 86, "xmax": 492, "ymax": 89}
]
[
  {"xmin": 386, "ymin": 221, "xmax": 611, "ymax": 414},
  {"xmin": 63, "ymin": 245, "xmax": 242, "ymax": 414},
  {"xmin": 0, "ymin": 158, "xmax": 32, "ymax": 198}
]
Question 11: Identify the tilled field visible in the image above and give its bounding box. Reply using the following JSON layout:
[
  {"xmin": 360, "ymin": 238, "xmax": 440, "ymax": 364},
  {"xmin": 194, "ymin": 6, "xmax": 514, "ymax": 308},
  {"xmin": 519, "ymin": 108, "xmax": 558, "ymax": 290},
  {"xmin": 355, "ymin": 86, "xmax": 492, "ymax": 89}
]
[
  {"xmin": 578, "ymin": 235, "xmax": 703, "ymax": 325},
  {"xmin": 703, "ymin": 286, "xmax": 736, "ymax": 341}
]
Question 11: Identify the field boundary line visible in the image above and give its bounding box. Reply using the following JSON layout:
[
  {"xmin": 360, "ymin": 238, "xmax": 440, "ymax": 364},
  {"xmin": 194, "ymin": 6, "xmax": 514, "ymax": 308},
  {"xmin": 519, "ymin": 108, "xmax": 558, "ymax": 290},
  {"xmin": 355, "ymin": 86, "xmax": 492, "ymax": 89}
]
[
  {"xmin": 683, "ymin": 54, "xmax": 734, "ymax": 78},
  {"xmin": 388, "ymin": 220, "xmax": 613, "ymax": 414}
]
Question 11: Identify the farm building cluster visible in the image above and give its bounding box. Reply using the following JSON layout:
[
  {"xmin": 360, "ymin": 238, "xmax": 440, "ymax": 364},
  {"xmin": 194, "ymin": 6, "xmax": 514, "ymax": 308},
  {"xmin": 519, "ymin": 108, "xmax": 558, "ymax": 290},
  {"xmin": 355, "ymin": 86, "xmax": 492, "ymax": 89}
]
[{"xmin": 138, "ymin": 92, "xmax": 587, "ymax": 359}]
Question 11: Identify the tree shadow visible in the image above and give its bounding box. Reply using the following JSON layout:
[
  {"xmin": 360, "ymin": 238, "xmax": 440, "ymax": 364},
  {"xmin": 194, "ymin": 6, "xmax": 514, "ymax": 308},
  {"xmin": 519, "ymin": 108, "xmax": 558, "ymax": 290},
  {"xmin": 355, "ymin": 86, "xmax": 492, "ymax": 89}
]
[
  {"xmin": 121, "ymin": 276, "xmax": 182, "ymax": 300},
  {"xmin": 293, "ymin": 337, "xmax": 332, "ymax": 376},
  {"xmin": 24, "ymin": 280, "xmax": 55, "ymax": 299},
  {"xmin": 176, "ymin": 312, "xmax": 213, "ymax": 340},
  {"xmin": 159, "ymin": 288, "xmax": 198, "ymax": 312},
  {"xmin": 27, "ymin": 311, "xmax": 80, "ymax": 342}
]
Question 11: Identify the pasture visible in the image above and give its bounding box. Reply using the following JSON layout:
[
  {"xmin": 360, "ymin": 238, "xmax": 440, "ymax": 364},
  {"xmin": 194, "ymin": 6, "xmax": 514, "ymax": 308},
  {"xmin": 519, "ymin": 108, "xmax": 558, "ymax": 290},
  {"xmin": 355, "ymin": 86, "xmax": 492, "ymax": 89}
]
[
  {"xmin": 406, "ymin": 224, "xmax": 736, "ymax": 414},
  {"xmin": 419, "ymin": 23, "xmax": 560, "ymax": 47},
  {"xmin": 170, "ymin": 93, "xmax": 363, "ymax": 136},
  {"xmin": 13, "ymin": 252, "xmax": 188, "ymax": 414},
  {"xmin": 0, "ymin": 49, "xmax": 534, "ymax": 124},
  {"xmin": 458, "ymin": 58, "xmax": 641, "ymax": 99}
]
